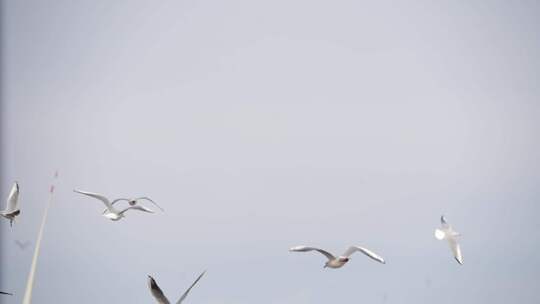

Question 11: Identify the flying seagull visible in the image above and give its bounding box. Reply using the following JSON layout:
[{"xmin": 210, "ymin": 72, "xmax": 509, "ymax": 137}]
[
  {"xmin": 0, "ymin": 291, "xmax": 13, "ymax": 296},
  {"xmin": 1, "ymin": 182, "xmax": 20, "ymax": 227},
  {"xmin": 435, "ymin": 215, "xmax": 463, "ymax": 265},
  {"xmin": 15, "ymin": 240, "xmax": 31, "ymax": 250},
  {"xmin": 74, "ymin": 190, "xmax": 154, "ymax": 221},
  {"xmin": 289, "ymin": 245, "xmax": 386, "ymax": 268},
  {"xmin": 148, "ymin": 271, "xmax": 206, "ymax": 304}
]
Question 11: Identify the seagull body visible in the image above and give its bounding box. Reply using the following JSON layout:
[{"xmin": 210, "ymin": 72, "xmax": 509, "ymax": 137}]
[
  {"xmin": 1, "ymin": 182, "xmax": 20, "ymax": 227},
  {"xmin": 435, "ymin": 215, "xmax": 463, "ymax": 265},
  {"xmin": 289, "ymin": 245, "xmax": 386, "ymax": 268},
  {"xmin": 148, "ymin": 271, "xmax": 206, "ymax": 304},
  {"xmin": 74, "ymin": 190, "xmax": 154, "ymax": 221}
]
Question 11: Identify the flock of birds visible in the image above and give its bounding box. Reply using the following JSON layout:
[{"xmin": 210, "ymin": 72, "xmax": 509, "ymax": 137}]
[{"xmin": 1, "ymin": 180, "xmax": 464, "ymax": 302}]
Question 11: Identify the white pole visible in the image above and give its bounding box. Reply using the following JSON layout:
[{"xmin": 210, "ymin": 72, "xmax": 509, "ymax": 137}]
[{"xmin": 22, "ymin": 171, "xmax": 58, "ymax": 304}]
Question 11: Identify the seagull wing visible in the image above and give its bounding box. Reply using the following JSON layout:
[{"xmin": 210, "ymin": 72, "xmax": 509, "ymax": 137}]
[
  {"xmin": 0, "ymin": 291, "xmax": 13, "ymax": 296},
  {"xmin": 148, "ymin": 276, "xmax": 171, "ymax": 304},
  {"xmin": 342, "ymin": 246, "xmax": 386, "ymax": 264},
  {"xmin": 5, "ymin": 182, "xmax": 20, "ymax": 212},
  {"xmin": 176, "ymin": 271, "xmax": 206, "ymax": 304},
  {"xmin": 289, "ymin": 246, "xmax": 336, "ymax": 261},
  {"xmin": 118, "ymin": 205, "xmax": 154, "ymax": 215},
  {"xmin": 135, "ymin": 197, "xmax": 164, "ymax": 212},
  {"xmin": 73, "ymin": 190, "xmax": 113, "ymax": 210},
  {"xmin": 447, "ymin": 237, "xmax": 463, "ymax": 265},
  {"xmin": 110, "ymin": 198, "xmax": 131, "ymax": 206}
]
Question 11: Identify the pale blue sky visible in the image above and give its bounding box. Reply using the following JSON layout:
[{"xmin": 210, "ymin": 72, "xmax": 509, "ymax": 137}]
[{"xmin": 1, "ymin": 1, "xmax": 540, "ymax": 303}]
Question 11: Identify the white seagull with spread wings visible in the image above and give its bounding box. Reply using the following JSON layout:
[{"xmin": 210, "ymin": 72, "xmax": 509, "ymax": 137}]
[
  {"xmin": 435, "ymin": 215, "xmax": 463, "ymax": 265},
  {"xmin": 1, "ymin": 182, "xmax": 20, "ymax": 227},
  {"xmin": 74, "ymin": 190, "xmax": 155, "ymax": 221},
  {"xmin": 289, "ymin": 245, "xmax": 386, "ymax": 268},
  {"xmin": 148, "ymin": 271, "xmax": 206, "ymax": 304}
]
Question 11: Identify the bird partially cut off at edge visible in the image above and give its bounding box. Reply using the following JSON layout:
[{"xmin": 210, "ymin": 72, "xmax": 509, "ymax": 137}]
[
  {"xmin": 1, "ymin": 182, "xmax": 21, "ymax": 227},
  {"xmin": 148, "ymin": 271, "xmax": 206, "ymax": 304}
]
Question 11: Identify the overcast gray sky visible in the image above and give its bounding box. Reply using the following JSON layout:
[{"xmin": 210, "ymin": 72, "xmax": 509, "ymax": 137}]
[{"xmin": 1, "ymin": 1, "xmax": 540, "ymax": 303}]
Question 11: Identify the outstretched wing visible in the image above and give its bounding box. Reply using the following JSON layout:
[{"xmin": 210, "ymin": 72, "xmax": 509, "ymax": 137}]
[
  {"xmin": 289, "ymin": 246, "xmax": 336, "ymax": 261},
  {"xmin": 342, "ymin": 246, "xmax": 386, "ymax": 264},
  {"xmin": 135, "ymin": 197, "xmax": 164, "ymax": 212},
  {"xmin": 447, "ymin": 237, "xmax": 463, "ymax": 265},
  {"xmin": 0, "ymin": 291, "xmax": 13, "ymax": 296},
  {"xmin": 177, "ymin": 271, "xmax": 206, "ymax": 304},
  {"xmin": 73, "ymin": 190, "xmax": 113, "ymax": 210},
  {"xmin": 110, "ymin": 198, "xmax": 131, "ymax": 206},
  {"xmin": 148, "ymin": 275, "xmax": 170, "ymax": 304},
  {"xmin": 118, "ymin": 205, "xmax": 154, "ymax": 216},
  {"xmin": 5, "ymin": 182, "xmax": 20, "ymax": 212}
]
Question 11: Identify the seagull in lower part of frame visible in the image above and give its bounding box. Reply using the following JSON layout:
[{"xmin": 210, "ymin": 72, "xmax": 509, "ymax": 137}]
[
  {"xmin": 148, "ymin": 271, "xmax": 206, "ymax": 304},
  {"xmin": 435, "ymin": 215, "xmax": 463, "ymax": 265},
  {"xmin": 1, "ymin": 182, "xmax": 20, "ymax": 227},
  {"xmin": 74, "ymin": 190, "xmax": 154, "ymax": 221},
  {"xmin": 289, "ymin": 245, "xmax": 386, "ymax": 268}
]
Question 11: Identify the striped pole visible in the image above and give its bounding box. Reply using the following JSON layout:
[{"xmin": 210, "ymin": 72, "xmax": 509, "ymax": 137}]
[{"xmin": 22, "ymin": 171, "xmax": 58, "ymax": 304}]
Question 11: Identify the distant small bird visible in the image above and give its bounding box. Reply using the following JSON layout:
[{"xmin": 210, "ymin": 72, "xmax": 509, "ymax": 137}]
[
  {"xmin": 148, "ymin": 271, "xmax": 206, "ymax": 304},
  {"xmin": 289, "ymin": 245, "xmax": 386, "ymax": 268},
  {"xmin": 382, "ymin": 292, "xmax": 388, "ymax": 303},
  {"xmin": 1, "ymin": 182, "xmax": 20, "ymax": 227},
  {"xmin": 435, "ymin": 215, "xmax": 463, "ymax": 265},
  {"xmin": 425, "ymin": 277, "xmax": 432, "ymax": 288},
  {"xmin": 0, "ymin": 291, "xmax": 13, "ymax": 296},
  {"xmin": 15, "ymin": 240, "xmax": 31, "ymax": 250},
  {"xmin": 74, "ymin": 190, "xmax": 154, "ymax": 221}
]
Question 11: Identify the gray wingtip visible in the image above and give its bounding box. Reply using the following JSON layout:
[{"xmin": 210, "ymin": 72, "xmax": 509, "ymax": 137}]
[
  {"xmin": 289, "ymin": 245, "xmax": 304, "ymax": 252},
  {"xmin": 147, "ymin": 275, "xmax": 157, "ymax": 286}
]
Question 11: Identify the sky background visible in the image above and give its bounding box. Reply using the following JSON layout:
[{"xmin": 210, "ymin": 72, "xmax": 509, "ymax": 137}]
[{"xmin": 1, "ymin": 1, "xmax": 540, "ymax": 303}]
